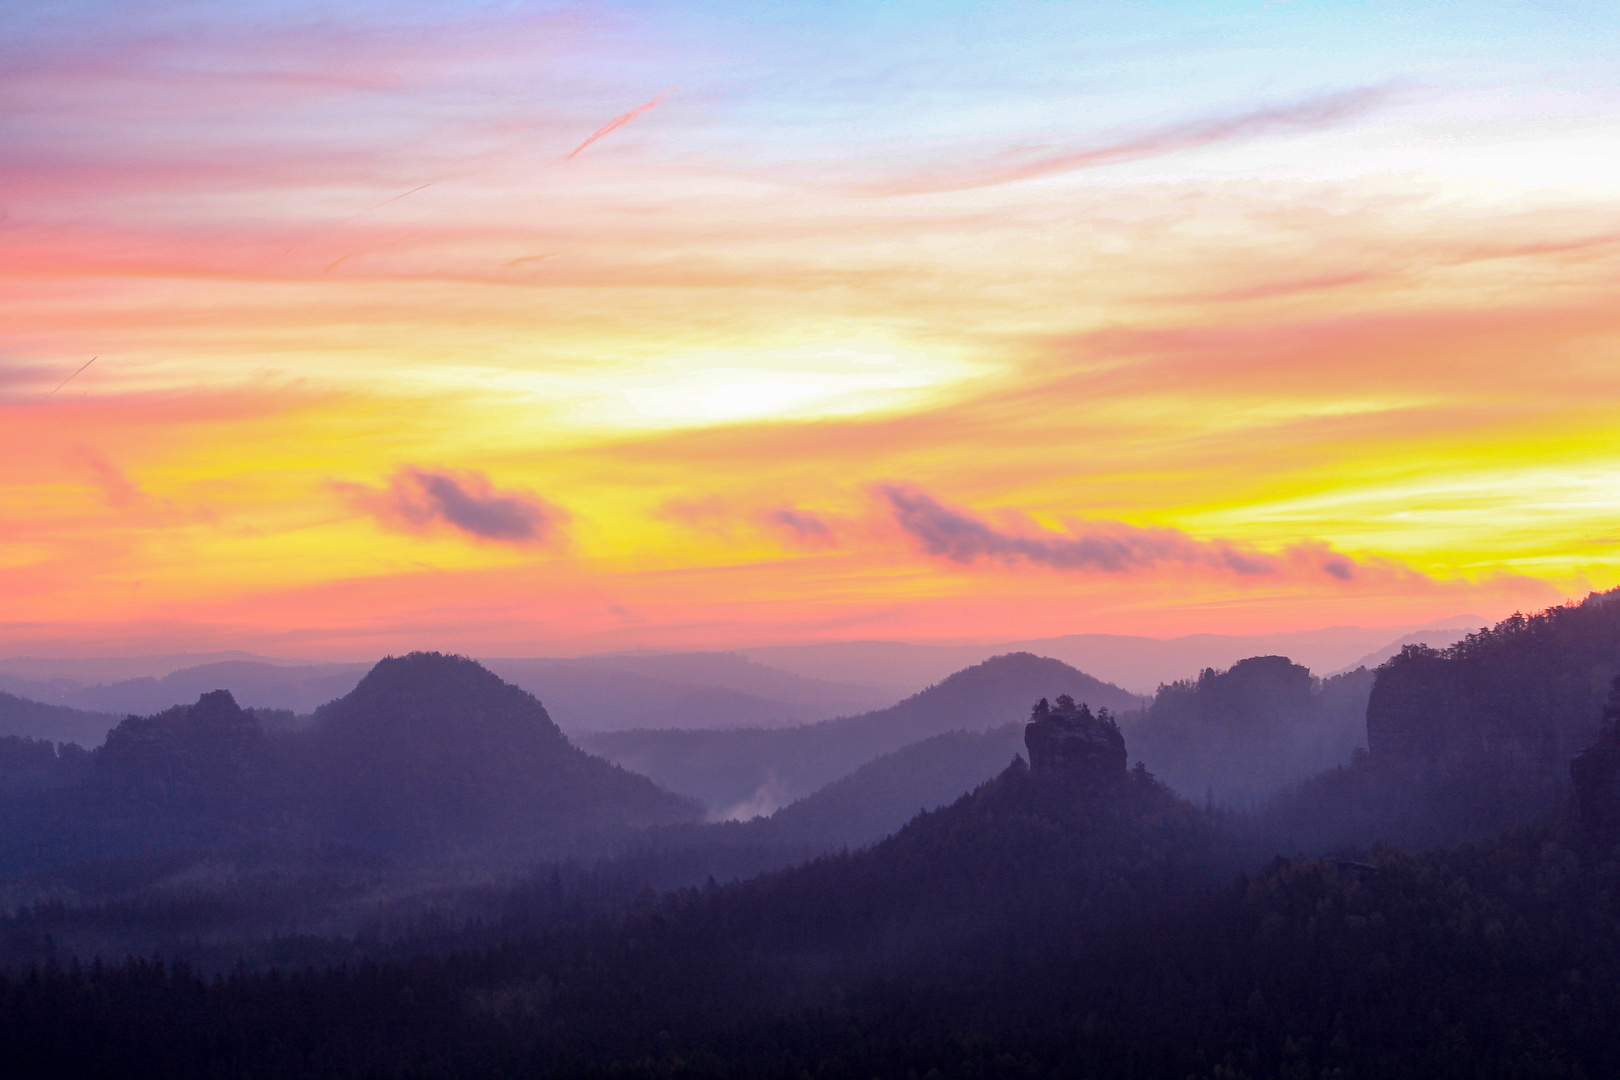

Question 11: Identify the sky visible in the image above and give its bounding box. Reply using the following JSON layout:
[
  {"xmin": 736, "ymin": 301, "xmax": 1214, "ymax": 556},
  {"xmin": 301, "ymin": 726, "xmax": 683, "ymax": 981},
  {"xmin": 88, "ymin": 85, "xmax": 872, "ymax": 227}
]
[{"xmin": 3, "ymin": 0, "xmax": 1619, "ymax": 659}]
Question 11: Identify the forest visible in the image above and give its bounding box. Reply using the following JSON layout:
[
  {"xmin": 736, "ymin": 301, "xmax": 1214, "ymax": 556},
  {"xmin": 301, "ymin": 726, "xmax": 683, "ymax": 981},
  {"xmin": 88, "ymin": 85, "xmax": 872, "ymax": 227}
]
[{"xmin": 2, "ymin": 591, "xmax": 1620, "ymax": 1077}]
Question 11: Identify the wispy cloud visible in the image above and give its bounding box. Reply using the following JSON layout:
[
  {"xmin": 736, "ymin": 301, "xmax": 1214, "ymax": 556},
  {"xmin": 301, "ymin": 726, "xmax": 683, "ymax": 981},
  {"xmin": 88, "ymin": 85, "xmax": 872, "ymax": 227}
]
[
  {"xmin": 878, "ymin": 483, "xmax": 1362, "ymax": 581},
  {"xmin": 84, "ymin": 453, "xmax": 145, "ymax": 510},
  {"xmin": 565, "ymin": 88, "xmax": 673, "ymax": 159},
  {"xmin": 763, "ymin": 506, "xmax": 838, "ymax": 550},
  {"xmin": 868, "ymin": 85, "xmax": 1396, "ymax": 195},
  {"xmin": 336, "ymin": 467, "xmax": 565, "ymax": 545}
]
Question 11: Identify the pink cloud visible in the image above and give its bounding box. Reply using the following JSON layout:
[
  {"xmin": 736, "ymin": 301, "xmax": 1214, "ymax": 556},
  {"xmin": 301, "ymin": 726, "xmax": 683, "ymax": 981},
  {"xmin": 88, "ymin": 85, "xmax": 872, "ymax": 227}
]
[{"xmin": 565, "ymin": 88, "xmax": 674, "ymax": 159}]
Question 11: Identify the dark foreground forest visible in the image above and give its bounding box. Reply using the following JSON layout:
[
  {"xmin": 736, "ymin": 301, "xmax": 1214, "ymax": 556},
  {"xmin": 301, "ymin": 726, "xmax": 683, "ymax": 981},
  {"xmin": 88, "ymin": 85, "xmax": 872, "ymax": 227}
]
[
  {"xmin": 5, "ymin": 591, "xmax": 1620, "ymax": 1078},
  {"xmin": 5, "ymin": 768, "xmax": 1620, "ymax": 1079}
]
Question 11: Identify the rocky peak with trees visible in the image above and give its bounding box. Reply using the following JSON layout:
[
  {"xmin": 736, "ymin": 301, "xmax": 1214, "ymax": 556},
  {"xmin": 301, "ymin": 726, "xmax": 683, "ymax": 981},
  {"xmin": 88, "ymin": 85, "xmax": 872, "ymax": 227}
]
[{"xmin": 1024, "ymin": 694, "xmax": 1127, "ymax": 782}]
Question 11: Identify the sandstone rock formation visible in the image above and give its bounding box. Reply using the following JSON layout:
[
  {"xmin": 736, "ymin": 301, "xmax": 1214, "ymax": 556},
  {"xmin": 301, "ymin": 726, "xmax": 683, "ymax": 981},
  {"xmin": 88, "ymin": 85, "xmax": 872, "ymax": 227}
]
[{"xmin": 1024, "ymin": 694, "xmax": 1127, "ymax": 782}]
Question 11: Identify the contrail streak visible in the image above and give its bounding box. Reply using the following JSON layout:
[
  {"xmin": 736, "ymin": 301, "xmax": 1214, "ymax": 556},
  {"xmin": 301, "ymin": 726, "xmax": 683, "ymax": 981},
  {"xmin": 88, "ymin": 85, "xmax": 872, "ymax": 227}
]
[
  {"xmin": 44, "ymin": 356, "xmax": 96, "ymax": 399},
  {"xmin": 565, "ymin": 88, "xmax": 674, "ymax": 159}
]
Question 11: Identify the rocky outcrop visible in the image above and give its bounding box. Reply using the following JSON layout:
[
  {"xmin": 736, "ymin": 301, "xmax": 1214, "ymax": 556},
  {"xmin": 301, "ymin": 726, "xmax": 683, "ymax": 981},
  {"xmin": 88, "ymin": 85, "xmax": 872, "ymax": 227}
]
[{"xmin": 1024, "ymin": 695, "xmax": 1126, "ymax": 783}]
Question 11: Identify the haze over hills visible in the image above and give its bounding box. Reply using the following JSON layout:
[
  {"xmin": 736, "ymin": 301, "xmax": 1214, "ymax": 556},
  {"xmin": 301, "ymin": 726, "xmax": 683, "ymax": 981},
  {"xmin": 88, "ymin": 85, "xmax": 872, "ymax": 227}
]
[
  {"xmin": 741, "ymin": 617, "xmax": 1485, "ymax": 696},
  {"xmin": 0, "ymin": 619, "xmax": 1477, "ymax": 744},
  {"xmin": 0, "ymin": 661, "xmax": 371, "ymax": 723},
  {"xmin": 739, "ymin": 722, "xmax": 1029, "ymax": 850},
  {"xmin": 1125, "ymin": 658, "xmax": 1376, "ymax": 807},
  {"xmin": 484, "ymin": 654, "xmax": 888, "ymax": 732},
  {"xmin": 0, "ymin": 652, "xmax": 891, "ymax": 743},
  {"xmin": 0, "ymin": 652, "xmax": 316, "ymax": 684},
  {"xmin": 583, "ymin": 652, "xmax": 1145, "ymax": 817}
]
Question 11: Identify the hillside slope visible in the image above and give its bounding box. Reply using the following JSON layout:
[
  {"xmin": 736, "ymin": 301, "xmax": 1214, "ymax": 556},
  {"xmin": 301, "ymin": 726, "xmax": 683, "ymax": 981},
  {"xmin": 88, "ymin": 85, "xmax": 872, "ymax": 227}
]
[
  {"xmin": 584, "ymin": 652, "xmax": 1145, "ymax": 815},
  {"xmin": 0, "ymin": 692, "xmax": 118, "ymax": 746},
  {"xmin": 745, "ymin": 722, "xmax": 1028, "ymax": 849}
]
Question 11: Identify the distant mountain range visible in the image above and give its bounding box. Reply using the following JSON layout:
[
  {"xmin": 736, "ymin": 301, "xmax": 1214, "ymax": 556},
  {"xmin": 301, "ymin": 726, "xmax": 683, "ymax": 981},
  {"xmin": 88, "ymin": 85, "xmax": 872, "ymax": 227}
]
[
  {"xmin": 583, "ymin": 652, "xmax": 1145, "ymax": 817},
  {"xmin": 0, "ymin": 618, "xmax": 1482, "ymax": 742},
  {"xmin": 740, "ymin": 617, "xmax": 1486, "ymax": 697},
  {"xmin": 0, "ymin": 653, "xmax": 891, "ymax": 743}
]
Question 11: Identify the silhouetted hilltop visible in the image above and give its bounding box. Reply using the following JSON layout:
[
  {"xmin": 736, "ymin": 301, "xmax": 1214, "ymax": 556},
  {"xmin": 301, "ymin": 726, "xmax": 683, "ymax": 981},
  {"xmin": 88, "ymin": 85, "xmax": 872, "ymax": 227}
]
[
  {"xmin": 0, "ymin": 654, "xmax": 700, "ymax": 872},
  {"xmin": 1128, "ymin": 655, "xmax": 1373, "ymax": 805},
  {"xmin": 584, "ymin": 652, "xmax": 1146, "ymax": 815},
  {"xmin": 1026, "ymin": 694, "xmax": 1127, "ymax": 780},
  {"xmin": 305, "ymin": 653, "xmax": 698, "ymax": 853}
]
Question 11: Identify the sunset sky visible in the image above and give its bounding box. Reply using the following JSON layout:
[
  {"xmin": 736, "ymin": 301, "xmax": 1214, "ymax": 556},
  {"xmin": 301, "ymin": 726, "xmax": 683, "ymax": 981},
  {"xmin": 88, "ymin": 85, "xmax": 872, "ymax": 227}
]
[{"xmin": 3, "ymin": 0, "xmax": 1619, "ymax": 658}]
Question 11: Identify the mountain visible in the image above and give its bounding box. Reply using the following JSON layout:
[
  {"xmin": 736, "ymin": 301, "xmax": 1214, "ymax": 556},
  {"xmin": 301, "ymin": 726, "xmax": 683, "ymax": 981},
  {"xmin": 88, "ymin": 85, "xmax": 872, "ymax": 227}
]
[
  {"xmin": 0, "ymin": 650, "xmax": 887, "ymax": 742},
  {"xmin": 583, "ymin": 652, "xmax": 1146, "ymax": 816},
  {"xmin": 740, "ymin": 617, "xmax": 1487, "ymax": 697},
  {"xmin": 303, "ymin": 653, "xmax": 699, "ymax": 854},
  {"xmin": 0, "ymin": 653, "xmax": 700, "ymax": 873},
  {"xmin": 0, "ymin": 691, "xmax": 119, "ymax": 746},
  {"xmin": 1125, "ymin": 656, "xmax": 1375, "ymax": 806}
]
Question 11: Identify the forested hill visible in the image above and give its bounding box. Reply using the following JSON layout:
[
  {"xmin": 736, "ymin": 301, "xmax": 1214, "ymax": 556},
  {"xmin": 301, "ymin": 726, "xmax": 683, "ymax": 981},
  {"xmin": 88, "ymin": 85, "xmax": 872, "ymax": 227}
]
[
  {"xmin": 0, "ymin": 653, "xmax": 700, "ymax": 873},
  {"xmin": 0, "ymin": 692, "xmax": 117, "ymax": 747},
  {"xmin": 584, "ymin": 652, "xmax": 1145, "ymax": 815},
  {"xmin": 1252, "ymin": 590, "xmax": 1620, "ymax": 854},
  {"xmin": 1368, "ymin": 586, "xmax": 1620, "ymax": 769},
  {"xmin": 300, "ymin": 653, "xmax": 701, "ymax": 852}
]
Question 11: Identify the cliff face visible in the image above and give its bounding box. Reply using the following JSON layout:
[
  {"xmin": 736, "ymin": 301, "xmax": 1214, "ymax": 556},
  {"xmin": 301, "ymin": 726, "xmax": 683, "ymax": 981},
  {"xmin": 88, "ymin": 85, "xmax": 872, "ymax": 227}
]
[
  {"xmin": 1366, "ymin": 590, "xmax": 1620, "ymax": 772},
  {"xmin": 1024, "ymin": 695, "xmax": 1126, "ymax": 783}
]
